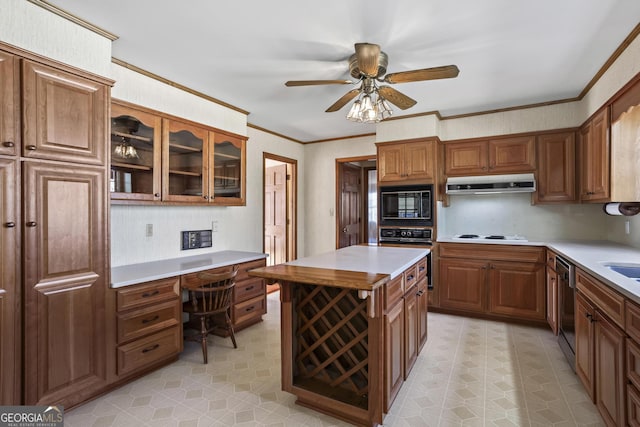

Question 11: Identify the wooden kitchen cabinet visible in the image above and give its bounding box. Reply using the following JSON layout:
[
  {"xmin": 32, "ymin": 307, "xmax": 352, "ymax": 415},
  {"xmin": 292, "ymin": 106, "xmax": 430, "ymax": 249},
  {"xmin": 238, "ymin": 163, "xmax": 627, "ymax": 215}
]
[
  {"xmin": 444, "ymin": 135, "xmax": 535, "ymax": 176},
  {"xmin": 575, "ymin": 269, "xmax": 626, "ymax": 426},
  {"xmin": 0, "ymin": 52, "xmax": 19, "ymax": 156},
  {"xmin": 110, "ymin": 101, "xmax": 162, "ymax": 201},
  {"xmin": 115, "ymin": 277, "xmax": 182, "ymax": 377},
  {"xmin": 438, "ymin": 243, "xmax": 546, "ymax": 322},
  {"xmin": 377, "ymin": 138, "xmax": 436, "ymax": 183},
  {"xmin": 22, "ymin": 60, "xmax": 108, "ymax": 166},
  {"xmin": 23, "ymin": 161, "xmax": 110, "ymax": 406},
  {"xmin": 579, "ymin": 107, "xmax": 610, "ymax": 201},
  {"xmin": 534, "ymin": 131, "xmax": 577, "ymax": 204},
  {"xmin": 384, "ymin": 297, "xmax": 404, "ymax": 412},
  {"xmin": 545, "ymin": 250, "xmax": 559, "ymax": 335},
  {"xmin": 404, "ymin": 284, "xmax": 419, "ymax": 378},
  {"xmin": 0, "ymin": 158, "xmax": 19, "ymax": 404}
]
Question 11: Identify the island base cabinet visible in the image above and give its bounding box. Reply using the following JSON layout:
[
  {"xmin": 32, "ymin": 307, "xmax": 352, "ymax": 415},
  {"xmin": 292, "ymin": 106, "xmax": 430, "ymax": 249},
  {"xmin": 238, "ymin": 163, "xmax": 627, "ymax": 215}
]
[
  {"xmin": 628, "ymin": 384, "xmax": 640, "ymax": 427},
  {"xmin": 384, "ymin": 301, "xmax": 404, "ymax": 412},
  {"xmin": 576, "ymin": 292, "xmax": 596, "ymax": 401}
]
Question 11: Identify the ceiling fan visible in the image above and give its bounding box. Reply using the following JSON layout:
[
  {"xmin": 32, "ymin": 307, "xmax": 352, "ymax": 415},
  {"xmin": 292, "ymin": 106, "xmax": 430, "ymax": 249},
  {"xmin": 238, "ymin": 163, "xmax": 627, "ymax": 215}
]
[{"xmin": 285, "ymin": 43, "xmax": 459, "ymax": 119}]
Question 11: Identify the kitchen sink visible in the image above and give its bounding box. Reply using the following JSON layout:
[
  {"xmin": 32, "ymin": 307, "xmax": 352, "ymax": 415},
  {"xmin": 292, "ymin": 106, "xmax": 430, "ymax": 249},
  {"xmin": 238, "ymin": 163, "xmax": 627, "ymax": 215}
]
[{"xmin": 603, "ymin": 263, "xmax": 640, "ymax": 279}]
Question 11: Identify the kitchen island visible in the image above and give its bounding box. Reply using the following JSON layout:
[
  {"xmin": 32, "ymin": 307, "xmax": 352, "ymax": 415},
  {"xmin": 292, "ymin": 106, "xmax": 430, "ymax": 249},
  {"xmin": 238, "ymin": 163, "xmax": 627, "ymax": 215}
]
[{"xmin": 249, "ymin": 245, "xmax": 430, "ymax": 427}]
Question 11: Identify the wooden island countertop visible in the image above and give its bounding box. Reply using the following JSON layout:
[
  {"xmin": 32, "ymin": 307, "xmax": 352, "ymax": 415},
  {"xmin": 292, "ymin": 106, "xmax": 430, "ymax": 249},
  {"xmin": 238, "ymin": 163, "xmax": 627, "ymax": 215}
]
[{"xmin": 248, "ymin": 245, "xmax": 430, "ymax": 427}]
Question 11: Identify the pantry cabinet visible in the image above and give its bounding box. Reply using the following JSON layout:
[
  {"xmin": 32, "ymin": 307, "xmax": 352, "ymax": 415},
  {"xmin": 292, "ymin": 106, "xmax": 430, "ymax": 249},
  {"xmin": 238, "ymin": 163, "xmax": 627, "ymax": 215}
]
[
  {"xmin": 579, "ymin": 108, "xmax": 610, "ymax": 201},
  {"xmin": 111, "ymin": 100, "xmax": 247, "ymax": 205},
  {"xmin": 0, "ymin": 42, "xmax": 112, "ymax": 408},
  {"xmin": 376, "ymin": 138, "xmax": 436, "ymax": 183},
  {"xmin": 0, "ymin": 158, "xmax": 19, "ymax": 404},
  {"xmin": 534, "ymin": 131, "xmax": 576, "ymax": 204},
  {"xmin": 444, "ymin": 135, "xmax": 535, "ymax": 176},
  {"xmin": 438, "ymin": 243, "xmax": 545, "ymax": 322}
]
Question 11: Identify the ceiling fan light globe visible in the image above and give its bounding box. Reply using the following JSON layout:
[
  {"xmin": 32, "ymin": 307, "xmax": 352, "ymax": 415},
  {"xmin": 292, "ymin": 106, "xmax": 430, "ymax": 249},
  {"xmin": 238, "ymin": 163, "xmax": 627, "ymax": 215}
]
[{"xmin": 347, "ymin": 100, "xmax": 362, "ymax": 121}]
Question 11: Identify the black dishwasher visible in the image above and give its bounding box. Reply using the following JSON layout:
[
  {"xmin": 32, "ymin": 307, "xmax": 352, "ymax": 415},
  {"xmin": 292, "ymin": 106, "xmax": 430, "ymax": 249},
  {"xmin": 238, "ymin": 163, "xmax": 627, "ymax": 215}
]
[{"xmin": 557, "ymin": 255, "xmax": 576, "ymax": 371}]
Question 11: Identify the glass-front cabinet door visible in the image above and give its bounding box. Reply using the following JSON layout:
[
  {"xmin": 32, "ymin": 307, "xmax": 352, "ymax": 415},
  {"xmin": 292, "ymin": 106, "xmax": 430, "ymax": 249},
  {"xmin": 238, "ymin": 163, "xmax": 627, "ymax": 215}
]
[
  {"xmin": 211, "ymin": 132, "xmax": 246, "ymax": 205},
  {"xmin": 110, "ymin": 102, "xmax": 161, "ymax": 201},
  {"xmin": 162, "ymin": 118, "xmax": 210, "ymax": 203}
]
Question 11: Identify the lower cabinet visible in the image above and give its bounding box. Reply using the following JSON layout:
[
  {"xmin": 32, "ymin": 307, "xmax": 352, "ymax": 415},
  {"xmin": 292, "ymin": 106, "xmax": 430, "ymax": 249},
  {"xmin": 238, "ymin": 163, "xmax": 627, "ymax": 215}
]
[
  {"xmin": 575, "ymin": 268, "xmax": 626, "ymax": 427},
  {"xmin": 114, "ymin": 277, "xmax": 183, "ymax": 377},
  {"xmin": 384, "ymin": 257, "xmax": 429, "ymax": 411},
  {"xmin": 545, "ymin": 250, "xmax": 559, "ymax": 335},
  {"xmin": 438, "ymin": 244, "xmax": 545, "ymax": 322}
]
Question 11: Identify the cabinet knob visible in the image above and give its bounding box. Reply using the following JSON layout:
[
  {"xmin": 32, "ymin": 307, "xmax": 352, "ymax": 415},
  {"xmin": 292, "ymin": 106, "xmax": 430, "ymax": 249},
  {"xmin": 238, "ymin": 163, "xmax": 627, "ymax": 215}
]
[
  {"xmin": 342, "ymin": 227, "xmax": 347, "ymax": 233},
  {"xmin": 2, "ymin": 141, "xmax": 14, "ymax": 148},
  {"xmin": 154, "ymin": 193, "xmax": 160, "ymax": 198},
  {"xmin": 26, "ymin": 145, "xmax": 37, "ymax": 151},
  {"xmin": 4, "ymin": 222, "xmax": 15, "ymax": 228},
  {"xmin": 26, "ymin": 221, "xmax": 37, "ymax": 227},
  {"xmin": 203, "ymin": 195, "xmax": 209, "ymax": 200}
]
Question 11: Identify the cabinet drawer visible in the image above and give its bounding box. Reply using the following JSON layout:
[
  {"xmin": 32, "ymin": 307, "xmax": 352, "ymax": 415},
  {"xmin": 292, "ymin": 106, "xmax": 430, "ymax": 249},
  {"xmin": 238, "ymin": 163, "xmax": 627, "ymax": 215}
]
[
  {"xmin": 236, "ymin": 258, "xmax": 267, "ymax": 283},
  {"xmin": 629, "ymin": 383, "xmax": 640, "ymax": 427},
  {"xmin": 627, "ymin": 301, "xmax": 640, "ymax": 343},
  {"xmin": 384, "ymin": 275, "xmax": 404, "ymax": 311},
  {"xmin": 117, "ymin": 300, "xmax": 180, "ymax": 344},
  {"xmin": 628, "ymin": 338, "xmax": 640, "ymax": 391},
  {"xmin": 404, "ymin": 262, "xmax": 418, "ymax": 291},
  {"xmin": 181, "ymin": 266, "xmax": 234, "ymax": 288},
  {"xmin": 440, "ymin": 243, "xmax": 545, "ymax": 263},
  {"xmin": 117, "ymin": 327, "xmax": 181, "ymax": 376},
  {"xmin": 576, "ymin": 269, "xmax": 625, "ymax": 328},
  {"xmin": 232, "ymin": 294, "xmax": 265, "ymax": 326},
  {"xmin": 416, "ymin": 257, "xmax": 428, "ymax": 282},
  {"xmin": 117, "ymin": 277, "xmax": 180, "ymax": 311},
  {"xmin": 234, "ymin": 277, "xmax": 264, "ymax": 303}
]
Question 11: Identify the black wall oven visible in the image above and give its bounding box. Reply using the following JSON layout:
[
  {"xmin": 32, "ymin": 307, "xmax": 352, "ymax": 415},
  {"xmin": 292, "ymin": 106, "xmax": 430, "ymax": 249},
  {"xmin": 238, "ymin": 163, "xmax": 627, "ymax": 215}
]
[{"xmin": 379, "ymin": 184, "xmax": 433, "ymax": 227}]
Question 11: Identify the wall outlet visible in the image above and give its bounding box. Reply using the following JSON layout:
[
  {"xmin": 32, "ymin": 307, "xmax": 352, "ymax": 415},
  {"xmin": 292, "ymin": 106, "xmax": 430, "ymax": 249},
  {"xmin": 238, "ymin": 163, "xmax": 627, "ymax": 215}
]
[
  {"xmin": 212, "ymin": 221, "xmax": 218, "ymax": 232},
  {"xmin": 145, "ymin": 223, "xmax": 153, "ymax": 237}
]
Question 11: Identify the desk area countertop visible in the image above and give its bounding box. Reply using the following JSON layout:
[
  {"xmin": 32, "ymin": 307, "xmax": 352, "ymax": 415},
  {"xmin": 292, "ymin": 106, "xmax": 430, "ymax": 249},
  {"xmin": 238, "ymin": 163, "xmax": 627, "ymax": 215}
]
[
  {"xmin": 249, "ymin": 245, "xmax": 430, "ymax": 291},
  {"xmin": 111, "ymin": 250, "xmax": 267, "ymax": 288}
]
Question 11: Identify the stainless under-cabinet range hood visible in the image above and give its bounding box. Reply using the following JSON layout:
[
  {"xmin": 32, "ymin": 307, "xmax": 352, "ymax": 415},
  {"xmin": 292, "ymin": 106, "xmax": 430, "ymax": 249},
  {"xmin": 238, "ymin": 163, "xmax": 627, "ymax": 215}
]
[{"xmin": 446, "ymin": 173, "xmax": 536, "ymax": 195}]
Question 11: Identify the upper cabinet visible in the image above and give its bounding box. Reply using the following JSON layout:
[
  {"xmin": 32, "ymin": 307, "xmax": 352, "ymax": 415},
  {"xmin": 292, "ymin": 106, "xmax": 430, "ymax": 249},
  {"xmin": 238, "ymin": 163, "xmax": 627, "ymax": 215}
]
[
  {"xmin": 377, "ymin": 138, "xmax": 436, "ymax": 184},
  {"xmin": 22, "ymin": 60, "xmax": 108, "ymax": 166},
  {"xmin": 444, "ymin": 135, "xmax": 535, "ymax": 176},
  {"xmin": 0, "ymin": 51, "xmax": 19, "ymax": 156},
  {"xmin": 110, "ymin": 100, "xmax": 247, "ymax": 206},
  {"xmin": 534, "ymin": 131, "xmax": 576, "ymax": 204},
  {"xmin": 579, "ymin": 108, "xmax": 610, "ymax": 202}
]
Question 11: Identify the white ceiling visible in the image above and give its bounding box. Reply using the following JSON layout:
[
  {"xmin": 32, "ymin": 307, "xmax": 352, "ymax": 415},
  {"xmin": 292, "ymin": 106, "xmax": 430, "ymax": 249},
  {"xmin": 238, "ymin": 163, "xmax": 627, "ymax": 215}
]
[{"xmin": 49, "ymin": 0, "xmax": 640, "ymax": 142}]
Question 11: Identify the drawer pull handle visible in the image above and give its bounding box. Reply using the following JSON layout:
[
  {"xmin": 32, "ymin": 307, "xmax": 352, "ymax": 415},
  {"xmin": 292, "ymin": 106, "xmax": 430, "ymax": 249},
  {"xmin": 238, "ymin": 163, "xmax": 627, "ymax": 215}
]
[
  {"xmin": 419, "ymin": 266, "xmax": 425, "ymax": 272},
  {"xmin": 407, "ymin": 274, "xmax": 414, "ymax": 280},
  {"xmin": 142, "ymin": 315, "xmax": 160, "ymax": 324},
  {"xmin": 142, "ymin": 344, "xmax": 160, "ymax": 353},
  {"xmin": 4, "ymin": 222, "xmax": 15, "ymax": 228},
  {"xmin": 26, "ymin": 221, "xmax": 37, "ymax": 227},
  {"xmin": 245, "ymin": 306, "xmax": 254, "ymax": 312},
  {"xmin": 3, "ymin": 141, "xmax": 14, "ymax": 147},
  {"xmin": 26, "ymin": 144, "xmax": 37, "ymax": 151},
  {"xmin": 142, "ymin": 290, "xmax": 160, "ymax": 298},
  {"xmin": 245, "ymin": 286, "xmax": 254, "ymax": 291}
]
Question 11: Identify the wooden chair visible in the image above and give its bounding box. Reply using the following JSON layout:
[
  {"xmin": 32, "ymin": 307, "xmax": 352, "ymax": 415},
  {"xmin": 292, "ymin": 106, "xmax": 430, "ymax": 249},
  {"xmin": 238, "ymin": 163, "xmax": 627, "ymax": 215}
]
[{"xmin": 182, "ymin": 266, "xmax": 238, "ymax": 363}]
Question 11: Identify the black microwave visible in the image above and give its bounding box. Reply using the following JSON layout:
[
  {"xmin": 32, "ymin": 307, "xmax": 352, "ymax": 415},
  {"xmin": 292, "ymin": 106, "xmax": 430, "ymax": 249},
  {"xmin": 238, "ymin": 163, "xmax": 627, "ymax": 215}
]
[{"xmin": 379, "ymin": 184, "xmax": 433, "ymax": 226}]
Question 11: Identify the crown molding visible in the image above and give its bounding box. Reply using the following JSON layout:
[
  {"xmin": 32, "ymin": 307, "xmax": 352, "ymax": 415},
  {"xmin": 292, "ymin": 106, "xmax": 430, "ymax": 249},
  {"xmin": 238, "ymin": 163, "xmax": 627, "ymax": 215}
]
[{"xmin": 27, "ymin": 0, "xmax": 118, "ymax": 41}]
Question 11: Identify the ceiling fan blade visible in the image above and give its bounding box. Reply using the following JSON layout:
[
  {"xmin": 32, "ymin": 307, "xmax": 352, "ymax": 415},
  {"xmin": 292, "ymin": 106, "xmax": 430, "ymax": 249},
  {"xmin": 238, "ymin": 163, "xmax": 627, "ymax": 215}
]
[
  {"xmin": 285, "ymin": 80, "xmax": 353, "ymax": 87},
  {"xmin": 355, "ymin": 43, "xmax": 381, "ymax": 77},
  {"xmin": 325, "ymin": 89, "xmax": 361, "ymax": 112},
  {"xmin": 384, "ymin": 65, "xmax": 460, "ymax": 84},
  {"xmin": 378, "ymin": 86, "xmax": 417, "ymax": 110}
]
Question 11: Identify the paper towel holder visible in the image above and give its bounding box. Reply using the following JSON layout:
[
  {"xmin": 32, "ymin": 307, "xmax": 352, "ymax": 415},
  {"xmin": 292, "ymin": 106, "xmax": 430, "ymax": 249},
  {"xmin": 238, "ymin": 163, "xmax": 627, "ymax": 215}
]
[{"xmin": 603, "ymin": 202, "xmax": 640, "ymax": 216}]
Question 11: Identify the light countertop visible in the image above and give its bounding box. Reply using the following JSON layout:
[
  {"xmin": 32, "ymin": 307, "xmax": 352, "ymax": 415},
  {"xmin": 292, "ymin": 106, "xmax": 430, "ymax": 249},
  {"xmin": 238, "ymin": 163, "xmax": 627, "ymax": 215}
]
[
  {"xmin": 111, "ymin": 250, "xmax": 267, "ymax": 288},
  {"xmin": 285, "ymin": 245, "xmax": 430, "ymax": 279}
]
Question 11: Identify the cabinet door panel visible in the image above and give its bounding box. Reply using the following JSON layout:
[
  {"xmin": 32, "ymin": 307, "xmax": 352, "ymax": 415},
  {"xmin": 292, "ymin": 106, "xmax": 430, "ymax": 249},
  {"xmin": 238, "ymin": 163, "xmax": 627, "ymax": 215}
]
[
  {"xmin": 535, "ymin": 132, "xmax": 576, "ymax": 203},
  {"xmin": 384, "ymin": 301, "xmax": 404, "ymax": 412},
  {"xmin": 488, "ymin": 261, "xmax": 545, "ymax": 321},
  {"xmin": 0, "ymin": 52, "xmax": 19, "ymax": 156},
  {"xmin": 417, "ymin": 279, "xmax": 428, "ymax": 351},
  {"xmin": 212, "ymin": 133, "xmax": 245, "ymax": 205},
  {"xmin": 439, "ymin": 258, "xmax": 487, "ymax": 312},
  {"xmin": 580, "ymin": 109, "xmax": 610, "ymax": 201},
  {"xmin": 23, "ymin": 162, "xmax": 108, "ymax": 406},
  {"xmin": 546, "ymin": 266, "xmax": 558, "ymax": 335},
  {"xmin": 488, "ymin": 136, "xmax": 535, "ymax": 173},
  {"xmin": 595, "ymin": 312, "xmax": 625, "ymax": 427},
  {"xmin": 22, "ymin": 61, "xmax": 107, "ymax": 165},
  {"xmin": 444, "ymin": 141, "xmax": 487, "ymax": 176},
  {"xmin": 378, "ymin": 144, "xmax": 404, "ymax": 182},
  {"xmin": 575, "ymin": 292, "xmax": 595, "ymax": 402},
  {"xmin": 404, "ymin": 289, "xmax": 418, "ymax": 378},
  {"xmin": 0, "ymin": 158, "xmax": 19, "ymax": 404},
  {"xmin": 405, "ymin": 140, "xmax": 435, "ymax": 181}
]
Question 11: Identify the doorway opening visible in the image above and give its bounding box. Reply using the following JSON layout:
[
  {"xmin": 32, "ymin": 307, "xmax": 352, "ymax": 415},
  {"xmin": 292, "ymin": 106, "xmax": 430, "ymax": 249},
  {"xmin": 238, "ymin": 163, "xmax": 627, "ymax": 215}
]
[
  {"xmin": 263, "ymin": 153, "xmax": 297, "ymax": 285},
  {"xmin": 335, "ymin": 156, "xmax": 377, "ymax": 249}
]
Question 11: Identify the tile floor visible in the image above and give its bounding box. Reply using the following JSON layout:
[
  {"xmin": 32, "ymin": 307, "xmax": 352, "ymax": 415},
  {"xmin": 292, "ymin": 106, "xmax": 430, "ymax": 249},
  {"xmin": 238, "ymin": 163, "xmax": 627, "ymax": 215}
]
[{"xmin": 65, "ymin": 292, "xmax": 604, "ymax": 426}]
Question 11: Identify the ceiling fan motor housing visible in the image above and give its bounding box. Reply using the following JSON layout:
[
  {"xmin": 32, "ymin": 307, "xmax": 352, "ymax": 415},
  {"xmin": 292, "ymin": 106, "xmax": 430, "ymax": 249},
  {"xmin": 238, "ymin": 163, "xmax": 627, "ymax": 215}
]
[{"xmin": 349, "ymin": 51, "xmax": 388, "ymax": 79}]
